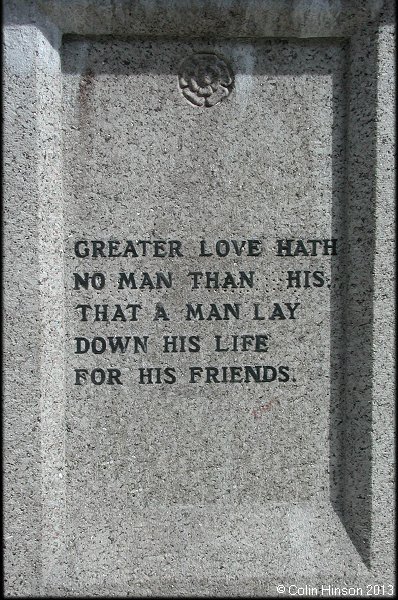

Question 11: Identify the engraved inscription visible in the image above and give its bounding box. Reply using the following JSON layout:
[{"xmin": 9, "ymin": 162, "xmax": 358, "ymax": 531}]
[{"xmin": 178, "ymin": 53, "xmax": 234, "ymax": 107}]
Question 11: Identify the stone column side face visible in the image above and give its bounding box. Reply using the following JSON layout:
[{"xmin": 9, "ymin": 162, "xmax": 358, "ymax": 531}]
[{"xmin": 3, "ymin": 0, "xmax": 395, "ymax": 596}]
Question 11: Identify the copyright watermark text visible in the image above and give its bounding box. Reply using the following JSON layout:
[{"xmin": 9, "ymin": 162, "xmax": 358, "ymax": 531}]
[{"xmin": 276, "ymin": 584, "xmax": 394, "ymax": 596}]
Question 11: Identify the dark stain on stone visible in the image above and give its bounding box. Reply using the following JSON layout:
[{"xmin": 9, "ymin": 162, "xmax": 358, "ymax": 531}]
[{"xmin": 78, "ymin": 68, "xmax": 94, "ymax": 125}]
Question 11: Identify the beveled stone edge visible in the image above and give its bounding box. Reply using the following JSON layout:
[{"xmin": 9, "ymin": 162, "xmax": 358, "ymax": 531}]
[{"xmin": 5, "ymin": 0, "xmax": 386, "ymax": 38}]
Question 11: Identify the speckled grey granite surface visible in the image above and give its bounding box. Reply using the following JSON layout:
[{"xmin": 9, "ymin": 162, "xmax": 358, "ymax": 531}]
[{"xmin": 3, "ymin": 1, "xmax": 395, "ymax": 596}]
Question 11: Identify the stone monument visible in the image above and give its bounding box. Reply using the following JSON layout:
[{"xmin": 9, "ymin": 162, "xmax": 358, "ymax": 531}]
[{"xmin": 4, "ymin": 0, "xmax": 395, "ymax": 596}]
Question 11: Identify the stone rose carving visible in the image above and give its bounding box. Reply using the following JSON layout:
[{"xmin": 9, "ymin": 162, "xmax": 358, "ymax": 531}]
[{"xmin": 178, "ymin": 53, "xmax": 234, "ymax": 107}]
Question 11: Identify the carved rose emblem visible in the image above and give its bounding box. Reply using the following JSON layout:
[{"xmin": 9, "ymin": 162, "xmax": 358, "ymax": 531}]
[{"xmin": 178, "ymin": 53, "xmax": 234, "ymax": 107}]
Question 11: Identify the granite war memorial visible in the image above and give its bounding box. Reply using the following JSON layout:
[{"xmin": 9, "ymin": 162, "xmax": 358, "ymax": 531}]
[{"xmin": 4, "ymin": 0, "xmax": 395, "ymax": 596}]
